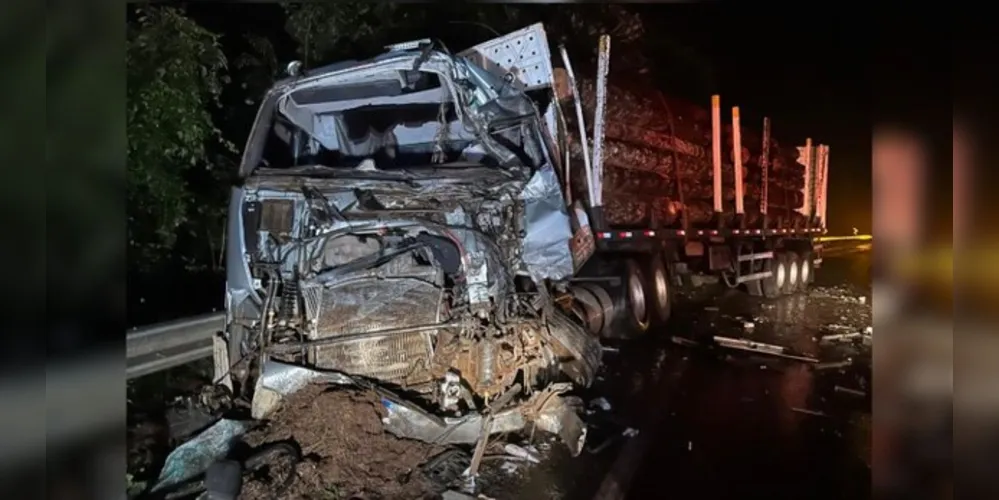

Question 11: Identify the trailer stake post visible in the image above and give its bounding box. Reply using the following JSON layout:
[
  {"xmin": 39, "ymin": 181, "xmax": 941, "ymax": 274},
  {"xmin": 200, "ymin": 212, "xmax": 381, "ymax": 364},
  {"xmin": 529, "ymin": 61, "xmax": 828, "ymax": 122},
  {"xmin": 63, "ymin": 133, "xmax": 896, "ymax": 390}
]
[
  {"xmin": 732, "ymin": 106, "xmax": 745, "ymax": 217},
  {"xmin": 760, "ymin": 117, "xmax": 771, "ymax": 231},
  {"xmin": 711, "ymin": 95, "xmax": 723, "ymax": 215}
]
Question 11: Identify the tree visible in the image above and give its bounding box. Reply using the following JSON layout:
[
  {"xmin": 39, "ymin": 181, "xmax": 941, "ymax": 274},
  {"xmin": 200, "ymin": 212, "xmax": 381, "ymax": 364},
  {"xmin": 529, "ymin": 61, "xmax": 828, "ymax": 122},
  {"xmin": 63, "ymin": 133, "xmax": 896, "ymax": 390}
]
[{"xmin": 126, "ymin": 6, "xmax": 235, "ymax": 272}]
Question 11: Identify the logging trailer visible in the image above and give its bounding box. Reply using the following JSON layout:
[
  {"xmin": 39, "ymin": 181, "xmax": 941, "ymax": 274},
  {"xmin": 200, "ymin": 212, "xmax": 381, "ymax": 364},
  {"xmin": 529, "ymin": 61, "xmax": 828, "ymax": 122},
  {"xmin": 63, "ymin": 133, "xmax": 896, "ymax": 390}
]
[{"xmin": 515, "ymin": 24, "xmax": 831, "ymax": 338}]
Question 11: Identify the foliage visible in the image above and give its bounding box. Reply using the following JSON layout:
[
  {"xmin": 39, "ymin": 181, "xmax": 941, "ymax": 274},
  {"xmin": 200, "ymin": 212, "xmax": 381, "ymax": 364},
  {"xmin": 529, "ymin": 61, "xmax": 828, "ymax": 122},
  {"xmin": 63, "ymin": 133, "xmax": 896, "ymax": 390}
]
[
  {"xmin": 282, "ymin": 3, "xmax": 419, "ymax": 66},
  {"xmin": 233, "ymin": 33, "xmax": 281, "ymax": 107},
  {"xmin": 281, "ymin": 3, "xmax": 530, "ymax": 68},
  {"xmin": 126, "ymin": 6, "xmax": 235, "ymax": 272}
]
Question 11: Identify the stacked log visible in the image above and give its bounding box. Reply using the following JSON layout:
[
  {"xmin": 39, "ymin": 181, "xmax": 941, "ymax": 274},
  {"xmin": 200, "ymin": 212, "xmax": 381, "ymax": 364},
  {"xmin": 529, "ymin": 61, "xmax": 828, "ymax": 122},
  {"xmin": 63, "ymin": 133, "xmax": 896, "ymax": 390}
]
[{"xmin": 559, "ymin": 74, "xmax": 811, "ymax": 229}]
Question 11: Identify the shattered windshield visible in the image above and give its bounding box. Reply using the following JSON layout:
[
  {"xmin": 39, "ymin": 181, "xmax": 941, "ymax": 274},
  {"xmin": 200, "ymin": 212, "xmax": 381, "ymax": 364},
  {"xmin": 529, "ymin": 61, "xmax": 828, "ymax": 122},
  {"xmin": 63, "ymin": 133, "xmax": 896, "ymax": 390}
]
[{"xmin": 256, "ymin": 53, "xmax": 547, "ymax": 173}]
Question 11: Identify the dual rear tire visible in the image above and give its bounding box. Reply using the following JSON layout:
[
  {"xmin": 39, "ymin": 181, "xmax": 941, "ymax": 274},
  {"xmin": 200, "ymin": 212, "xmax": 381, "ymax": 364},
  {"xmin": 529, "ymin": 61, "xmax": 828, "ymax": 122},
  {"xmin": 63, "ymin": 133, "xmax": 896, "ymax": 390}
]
[
  {"xmin": 752, "ymin": 250, "xmax": 813, "ymax": 298},
  {"xmin": 586, "ymin": 255, "xmax": 671, "ymax": 340}
]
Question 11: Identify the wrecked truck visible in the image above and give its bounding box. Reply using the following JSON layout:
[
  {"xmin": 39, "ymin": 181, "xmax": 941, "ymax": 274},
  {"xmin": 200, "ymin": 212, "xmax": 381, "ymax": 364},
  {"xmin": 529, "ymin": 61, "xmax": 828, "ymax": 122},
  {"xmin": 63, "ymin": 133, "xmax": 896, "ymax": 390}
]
[{"xmin": 212, "ymin": 26, "xmax": 603, "ymax": 456}]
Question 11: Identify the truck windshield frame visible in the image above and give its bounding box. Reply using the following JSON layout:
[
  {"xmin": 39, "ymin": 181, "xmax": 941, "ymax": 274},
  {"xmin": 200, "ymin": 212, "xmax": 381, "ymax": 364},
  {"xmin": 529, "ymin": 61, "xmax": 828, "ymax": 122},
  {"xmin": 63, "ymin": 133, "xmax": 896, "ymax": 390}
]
[{"xmin": 238, "ymin": 49, "xmax": 553, "ymax": 178}]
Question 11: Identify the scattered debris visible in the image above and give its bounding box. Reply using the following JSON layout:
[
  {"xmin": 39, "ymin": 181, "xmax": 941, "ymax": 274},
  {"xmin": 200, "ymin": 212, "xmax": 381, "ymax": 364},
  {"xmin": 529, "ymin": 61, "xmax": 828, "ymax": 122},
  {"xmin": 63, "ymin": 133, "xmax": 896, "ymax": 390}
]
[
  {"xmin": 813, "ymin": 359, "xmax": 854, "ymax": 371},
  {"xmin": 820, "ymin": 332, "xmax": 864, "ymax": 343},
  {"xmin": 743, "ymin": 321, "xmax": 756, "ymax": 331},
  {"xmin": 858, "ymin": 296, "xmax": 867, "ymax": 304},
  {"xmin": 465, "ymin": 383, "xmax": 524, "ymax": 485},
  {"xmin": 500, "ymin": 443, "xmax": 540, "ymax": 464},
  {"xmin": 602, "ymin": 346, "xmax": 620, "ymax": 353},
  {"xmin": 834, "ymin": 385, "xmax": 866, "ymax": 398},
  {"xmin": 421, "ymin": 449, "xmax": 471, "ymax": 489},
  {"xmin": 586, "ymin": 427, "xmax": 641, "ymax": 455},
  {"xmin": 713, "ymin": 336, "xmax": 818, "ymax": 363},
  {"xmin": 150, "ymin": 418, "xmax": 249, "ymax": 495},
  {"xmin": 791, "ymin": 407, "xmax": 828, "ymax": 417},
  {"xmin": 443, "ymin": 490, "xmax": 492, "ymax": 500},
  {"xmin": 671, "ymin": 336, "xmax": 700, "ymax": 348},
  {"xmin": 589, "ymin": 397, "xmax": 612, "ymax": 412},
  {"xmin": 498, "ymin": 460, "xmax": 521, "ymax": 475}
]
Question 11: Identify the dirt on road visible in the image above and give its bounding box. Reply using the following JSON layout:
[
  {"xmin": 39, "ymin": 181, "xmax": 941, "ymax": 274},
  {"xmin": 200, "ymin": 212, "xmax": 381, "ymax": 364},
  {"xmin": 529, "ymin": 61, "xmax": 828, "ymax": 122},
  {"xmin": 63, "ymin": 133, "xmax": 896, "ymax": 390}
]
[{"xmin": 241, "ymin": 385, "xmax": 444, "ymax": 500}]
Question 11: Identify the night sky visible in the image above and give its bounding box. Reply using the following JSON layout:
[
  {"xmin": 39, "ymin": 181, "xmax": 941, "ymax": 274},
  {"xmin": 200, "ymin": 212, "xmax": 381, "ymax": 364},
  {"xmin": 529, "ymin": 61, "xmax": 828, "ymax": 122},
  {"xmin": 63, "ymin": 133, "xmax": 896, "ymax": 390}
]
[{"xmin": 190, "ymin": 3, "xmax": 871, "ymax": 235}]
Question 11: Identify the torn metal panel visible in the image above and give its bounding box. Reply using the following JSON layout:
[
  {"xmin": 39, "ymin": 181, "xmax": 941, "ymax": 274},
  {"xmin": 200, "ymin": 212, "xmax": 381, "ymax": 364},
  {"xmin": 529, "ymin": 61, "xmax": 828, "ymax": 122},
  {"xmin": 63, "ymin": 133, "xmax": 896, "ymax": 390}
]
[
  {"xmin": 251, "ymin": 359, "xmax": 355, "ymax": 419},
  {"xmin": 520, "ymin": 165, "xmax": 575, "ymax": 283},
  {"xmin": 532, "ymin": 383, "xmax": 589, "ymax": 456},
  {"xmin": 151, "ymin": 418, "xmax": 248, "ymax": 493},
  {"xmin": 380, "ymin": 394, "xmax": 527, "ymax": 445}
]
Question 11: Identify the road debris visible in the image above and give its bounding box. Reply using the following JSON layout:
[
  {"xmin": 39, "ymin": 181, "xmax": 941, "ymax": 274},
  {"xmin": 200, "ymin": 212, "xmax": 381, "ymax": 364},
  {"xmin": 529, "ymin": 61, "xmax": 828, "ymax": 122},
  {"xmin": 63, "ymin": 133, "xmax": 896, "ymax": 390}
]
[
  {"xmin": 834, "ymin": 385, "xmax": 866, "ymax": 398},
  {"xmin": 503, "ymin": 443, "xmax": 541, "ymax": 463},
  {"xmin": 150, "ymin": 418, "xmax": 249, "ymax": 495},
  {"xmin": 820, "ymin": 332, "xmax": 864, "ymax": 343},
  {"xmin": 465, "ymin": 383, "xmax": 523, "ymax": 487},
  {"xmin": 791, "ymin": 407, "xmax": 829, "ymax": 417},
  {"xmin": 813, "ymin": 359, "xmax": 854, "ymax": 371},
  {"xmin": 589, "ymin": 397, "xmax": 612, "ymax": 411},
  {"xmin": 713, "ymin": 336, "xmax": 819, "ymax": 363},
  {"xmin": 587, "ymin": 427, "xmax": 641, "ymax": 455},
  {"xmin": 671, "ymin": 336, "xmax": 700, "ymax": 348}
]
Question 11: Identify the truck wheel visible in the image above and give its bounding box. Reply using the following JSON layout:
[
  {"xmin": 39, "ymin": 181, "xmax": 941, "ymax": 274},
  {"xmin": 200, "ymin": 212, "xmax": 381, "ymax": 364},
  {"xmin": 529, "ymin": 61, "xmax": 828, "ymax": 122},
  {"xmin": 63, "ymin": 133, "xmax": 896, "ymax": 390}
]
[
  {"xmin": 761, "ymin": 252, "xmax": 787, "ymax": 299},
  {"xmin": 798, "ymin": 252, "xmax": 813, "ymax": 289},
  {"xmin": 644, "ymin": 255, "xmax": 672, "ymax": 326},
  {"xmin": 614, "ymin": 259, "xmax": 651, "ymax": 338},
  {"xmin": 784, "ymin": 252, "xmax": 801, "ymax": 295}
]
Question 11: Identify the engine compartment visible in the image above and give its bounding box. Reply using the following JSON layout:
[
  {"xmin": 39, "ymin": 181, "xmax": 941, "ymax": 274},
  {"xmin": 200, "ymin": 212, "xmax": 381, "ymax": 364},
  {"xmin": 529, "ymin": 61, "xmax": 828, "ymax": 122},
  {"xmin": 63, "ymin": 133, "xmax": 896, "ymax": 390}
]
[{"xmin": 227, "ymin": 169, "xmax": 600, "ymax": 438}]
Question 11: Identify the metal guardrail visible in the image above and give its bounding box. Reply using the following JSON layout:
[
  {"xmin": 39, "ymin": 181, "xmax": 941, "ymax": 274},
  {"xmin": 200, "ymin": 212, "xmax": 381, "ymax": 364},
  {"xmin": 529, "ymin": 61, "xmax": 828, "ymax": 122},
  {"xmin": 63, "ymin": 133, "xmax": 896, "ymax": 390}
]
[{"xmin": 126, "ymin": 312, "xmax": 223, "ymax": 379}]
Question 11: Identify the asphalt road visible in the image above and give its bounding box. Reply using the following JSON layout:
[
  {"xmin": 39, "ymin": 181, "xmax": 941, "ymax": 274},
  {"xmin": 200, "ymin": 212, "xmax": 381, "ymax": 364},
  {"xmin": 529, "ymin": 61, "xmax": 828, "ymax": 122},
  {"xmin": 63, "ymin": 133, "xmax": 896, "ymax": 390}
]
[
  {"xmin": 493, "ymin": 243, "xmax": 873, "ymax": 500},
  {"xmin": 623, "ymin": 250, "xmax": 873, "ymax": 500}
]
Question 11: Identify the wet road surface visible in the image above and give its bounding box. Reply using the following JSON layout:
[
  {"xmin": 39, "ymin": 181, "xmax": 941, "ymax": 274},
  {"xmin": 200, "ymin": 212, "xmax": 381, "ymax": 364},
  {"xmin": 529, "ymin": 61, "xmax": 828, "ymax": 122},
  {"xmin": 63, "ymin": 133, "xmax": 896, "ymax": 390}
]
[{"xmin": 490, "ymin": 246, "xmax": 872, "ymax": 500}]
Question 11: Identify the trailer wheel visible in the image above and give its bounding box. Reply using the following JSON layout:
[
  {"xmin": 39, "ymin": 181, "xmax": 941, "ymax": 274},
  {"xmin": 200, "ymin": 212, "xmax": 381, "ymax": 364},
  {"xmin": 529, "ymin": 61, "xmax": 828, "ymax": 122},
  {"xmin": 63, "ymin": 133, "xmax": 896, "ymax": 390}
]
[
  {"xmin": 798, "ymin": 252, "xmax": 813, "ymax": 289},
  {"xmin": 784, "ymin": 252, "xmax": 801, "ymax": 295},
  {"xmin": 644, "ymin": 255, "xmax": 672, "ymax": 326},
  {"xmin": 612, "ymin": 259, "xmax": 651, "ymax": 338},
  {"xmin": 761, "ymin": 252, "xmax": 787, "ymax": 299}
]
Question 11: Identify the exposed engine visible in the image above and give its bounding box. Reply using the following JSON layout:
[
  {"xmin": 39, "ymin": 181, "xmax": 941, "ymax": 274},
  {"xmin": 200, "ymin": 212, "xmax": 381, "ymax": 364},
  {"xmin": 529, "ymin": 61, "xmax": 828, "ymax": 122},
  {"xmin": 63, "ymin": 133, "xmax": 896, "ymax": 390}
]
[{"xmin": 239, "ymin": 170, "xmax": 600, "ymax": 418}]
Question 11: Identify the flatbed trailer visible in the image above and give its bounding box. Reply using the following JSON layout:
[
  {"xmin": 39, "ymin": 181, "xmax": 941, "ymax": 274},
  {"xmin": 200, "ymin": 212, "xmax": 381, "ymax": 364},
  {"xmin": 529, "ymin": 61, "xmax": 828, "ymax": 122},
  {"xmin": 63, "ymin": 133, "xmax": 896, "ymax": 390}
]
[{"xmin": 464, "ymin": 24, "xmax": 831, "ymax": 338}]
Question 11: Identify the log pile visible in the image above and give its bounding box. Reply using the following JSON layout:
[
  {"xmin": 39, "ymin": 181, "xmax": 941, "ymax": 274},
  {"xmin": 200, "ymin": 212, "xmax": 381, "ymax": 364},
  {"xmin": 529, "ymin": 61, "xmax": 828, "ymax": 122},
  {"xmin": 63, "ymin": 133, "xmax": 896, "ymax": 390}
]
[{"xmin": 558, "ymin": 73, "xmax": 811, "ymax": 229}]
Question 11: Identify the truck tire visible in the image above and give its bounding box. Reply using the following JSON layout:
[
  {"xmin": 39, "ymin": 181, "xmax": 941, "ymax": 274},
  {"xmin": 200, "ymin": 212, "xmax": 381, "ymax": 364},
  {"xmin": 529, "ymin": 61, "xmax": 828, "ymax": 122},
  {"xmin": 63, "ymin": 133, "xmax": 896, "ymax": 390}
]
[
  {"xmin": 644, "ymin": 254, "xmax": 672, "ymax": 326},
  {"xmin": 761, "ymin": 252, "xmax": 788, "ymax": 299},
  {"xmin": 798, "ymin": 251, "xmax": 813, "ymax": 289},
  {"xmin": 784, "ymin": 252, "xmax": 801, "ymax": 294},
  {"xmin": 613, "ymin": 259, "xmax": 652, "ymax": 338}
]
